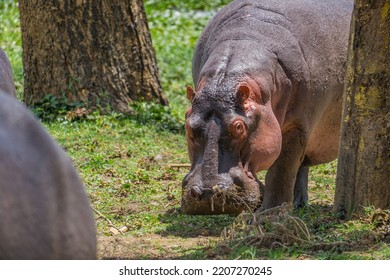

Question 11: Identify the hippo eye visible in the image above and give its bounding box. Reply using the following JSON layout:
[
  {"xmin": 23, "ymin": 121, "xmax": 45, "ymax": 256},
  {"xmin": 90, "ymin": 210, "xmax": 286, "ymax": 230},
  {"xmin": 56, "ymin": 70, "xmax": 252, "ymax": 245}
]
[
  {"xmin": 235, "ymin": 122, "xmax": 244, "ymax": 133},
  {"xmin": 229, "ymin": 120, "xmax": 246, "ymax": 138}
]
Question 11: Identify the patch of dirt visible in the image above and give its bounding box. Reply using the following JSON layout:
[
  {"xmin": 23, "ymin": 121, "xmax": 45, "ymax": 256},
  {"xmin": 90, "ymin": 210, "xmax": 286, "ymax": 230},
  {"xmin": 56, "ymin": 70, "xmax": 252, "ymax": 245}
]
[
  {"xmin": 107, "ymin": 202, "xmax": 141, "ymax": 216},
  {"xmin": 97, "ymin": 234, "xmax": 219, "ymax": 259}
]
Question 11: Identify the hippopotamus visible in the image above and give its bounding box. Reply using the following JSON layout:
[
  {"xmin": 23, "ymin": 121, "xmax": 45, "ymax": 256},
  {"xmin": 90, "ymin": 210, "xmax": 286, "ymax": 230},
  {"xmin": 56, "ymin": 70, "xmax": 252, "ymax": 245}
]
[
  {"xmin": 0, "ymin": 50, "xmax": 96, "ymax": 259},
  {"xmin": 0, "ymin": 49, "xmax": 16, "ymax": 97},
  {"xmin": 181, "ymin": 0, "xmax": 353, "ymax": 214}
]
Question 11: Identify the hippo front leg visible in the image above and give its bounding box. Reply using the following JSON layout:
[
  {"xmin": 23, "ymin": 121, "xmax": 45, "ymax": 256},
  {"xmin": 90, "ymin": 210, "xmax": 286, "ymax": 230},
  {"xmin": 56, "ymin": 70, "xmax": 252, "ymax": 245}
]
[
  {"xmin": 262, "ymin": 128, "xmax": 307, "ymax": 209},
  {"xmin": 293, "ymin": 165, "xmax": 309, "ymax": 208}
]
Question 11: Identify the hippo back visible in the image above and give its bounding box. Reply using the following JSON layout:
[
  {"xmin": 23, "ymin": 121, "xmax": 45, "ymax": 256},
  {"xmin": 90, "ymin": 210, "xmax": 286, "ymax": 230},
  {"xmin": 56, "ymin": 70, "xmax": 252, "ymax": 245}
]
[
  {"xmin": 0, "ymin": 49, "xmax": 17, "ymax": 97},
  {"xmin": 0, "ymin": 92, "xmax": 96, "ymax": 259},
  {"xmin": 193, "ymin": 0, "xmax": 353, "ymax": 97}
]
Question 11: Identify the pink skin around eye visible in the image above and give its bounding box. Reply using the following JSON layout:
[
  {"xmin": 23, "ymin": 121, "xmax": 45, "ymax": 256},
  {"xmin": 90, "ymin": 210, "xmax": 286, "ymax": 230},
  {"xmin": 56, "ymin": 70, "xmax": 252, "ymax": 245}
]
[
  {"xmin": 229, "ymin": 120, "xmax": 245, "ymax": 137},
  {"xmin": 234, "ymin": 121, "xmax": 244, "ymax": 134}
]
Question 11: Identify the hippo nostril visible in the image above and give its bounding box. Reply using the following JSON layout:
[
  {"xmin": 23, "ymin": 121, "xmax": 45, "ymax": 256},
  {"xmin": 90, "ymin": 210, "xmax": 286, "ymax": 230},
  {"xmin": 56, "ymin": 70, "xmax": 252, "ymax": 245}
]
[
  {"xmin": 218, "ymin": 183, "xmax": 229, "ymax": 189},
  {"xmin": 202, "ymin": 188, "xmax": 214, "ymax": 198},
  {"xmin": 213, "ymin": 183, "xmax": 228, "ymax": 192},
  {"xmin": 189, "ymin": 185, "xmax": 203, "ymax": 199}
]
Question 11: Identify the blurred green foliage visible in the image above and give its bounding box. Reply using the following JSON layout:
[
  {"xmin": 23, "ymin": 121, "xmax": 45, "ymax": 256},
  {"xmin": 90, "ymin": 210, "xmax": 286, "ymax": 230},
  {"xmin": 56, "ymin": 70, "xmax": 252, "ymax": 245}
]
[
  {"xmin": 144, "ymin": 0, "xmax": 231, "ymax": 118},
  {"xmin": 0, "ymin": 0, "xmax": 23, "ymax": 98}
]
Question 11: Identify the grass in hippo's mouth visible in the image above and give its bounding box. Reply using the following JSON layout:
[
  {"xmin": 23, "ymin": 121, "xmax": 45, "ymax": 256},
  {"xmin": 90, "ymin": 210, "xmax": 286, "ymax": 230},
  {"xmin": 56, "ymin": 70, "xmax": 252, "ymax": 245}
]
[{"xmin": 181, "ymin": 183, "xmax": 261, "ymax": 215}]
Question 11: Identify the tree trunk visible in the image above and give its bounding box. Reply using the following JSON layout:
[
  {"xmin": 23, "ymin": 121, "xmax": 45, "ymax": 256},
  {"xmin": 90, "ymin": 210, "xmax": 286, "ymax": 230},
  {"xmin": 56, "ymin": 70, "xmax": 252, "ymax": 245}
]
[
  {"xmin": 334, "ymin": 0, "xmax": 390, "ymax": 219},
  {"xmin": 19, "ymin": 0, "xmax": 166, "ymax": 113}
]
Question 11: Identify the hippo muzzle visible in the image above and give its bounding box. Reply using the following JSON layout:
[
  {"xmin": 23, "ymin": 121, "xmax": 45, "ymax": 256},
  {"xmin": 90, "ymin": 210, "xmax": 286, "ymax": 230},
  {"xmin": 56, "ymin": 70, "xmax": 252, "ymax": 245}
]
[{"xmin": 182, "ymin": 164, "xmax": 261, "ymax": 215}]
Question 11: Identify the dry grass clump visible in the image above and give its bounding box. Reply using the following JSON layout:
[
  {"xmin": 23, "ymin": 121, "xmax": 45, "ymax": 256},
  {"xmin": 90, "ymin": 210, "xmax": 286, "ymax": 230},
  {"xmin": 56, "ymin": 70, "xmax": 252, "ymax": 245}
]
[{"xmin": 222, "ymin": 203, "xmax": 311, "ymax": 249}]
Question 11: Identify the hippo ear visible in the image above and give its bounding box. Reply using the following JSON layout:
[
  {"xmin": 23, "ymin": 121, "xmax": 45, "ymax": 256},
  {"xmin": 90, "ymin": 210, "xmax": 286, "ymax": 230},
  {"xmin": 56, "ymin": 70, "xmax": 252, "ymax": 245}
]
[
  {"xmin": 236, "ymin": 85, "xmax": 251, "ymax": 103},
  {"xmin": 237, "ymin": 84, "xmax": 263, "ymax": 105},
  {"xmin": 186, "ymin": 85, "xmax": 195, "ymax": 102}
]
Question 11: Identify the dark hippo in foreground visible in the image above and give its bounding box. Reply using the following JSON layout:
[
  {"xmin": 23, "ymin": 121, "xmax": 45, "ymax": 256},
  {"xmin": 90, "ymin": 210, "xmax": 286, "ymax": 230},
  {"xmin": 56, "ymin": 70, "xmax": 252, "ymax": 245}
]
[
  {"xmin": 182, "ymin": 0, "xmax": 353, "ymax": 214},
  {"xmin": 0, "ymin": 50, "xmax": 96, "ymax": 259},
  {"xmin": 0, "ymin": 92, "xmax": 97, "ymax": 259}
]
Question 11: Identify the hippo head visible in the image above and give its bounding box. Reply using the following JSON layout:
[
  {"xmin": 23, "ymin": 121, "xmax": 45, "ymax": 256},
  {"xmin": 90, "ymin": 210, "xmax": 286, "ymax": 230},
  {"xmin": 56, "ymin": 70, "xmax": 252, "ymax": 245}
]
[{"xmin": 181, "ymin": 75, "xmax": 283, "ymax": 214}]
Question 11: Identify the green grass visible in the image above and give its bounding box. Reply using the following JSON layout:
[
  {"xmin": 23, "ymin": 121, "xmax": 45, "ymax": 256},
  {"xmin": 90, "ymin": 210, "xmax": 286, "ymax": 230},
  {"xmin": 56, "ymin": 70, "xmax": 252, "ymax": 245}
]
[
  {"xmin": 1, "ymin": 0, "xmax": 388, "ymax": 260},
  {"xmin": 0, "ymin": 0, "xmax": 23, "ymax": 98},
  {"xmin": 145, "ymin": 0, "xmax": 231, "ymax": 118}
]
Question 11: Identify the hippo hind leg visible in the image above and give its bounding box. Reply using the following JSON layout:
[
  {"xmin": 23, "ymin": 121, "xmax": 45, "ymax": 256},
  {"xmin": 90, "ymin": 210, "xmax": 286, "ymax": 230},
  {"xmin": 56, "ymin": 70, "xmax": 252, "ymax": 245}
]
[{"xmin": 293, "ymin": 165, "xmax": 309, "ymax": 208}]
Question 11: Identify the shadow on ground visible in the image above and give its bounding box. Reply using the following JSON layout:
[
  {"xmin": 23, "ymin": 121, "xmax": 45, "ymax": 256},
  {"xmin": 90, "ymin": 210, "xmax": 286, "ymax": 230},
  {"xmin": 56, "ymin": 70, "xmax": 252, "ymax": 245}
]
[{"xmin": 156, "ymin": 207, "xmax": 236, "ymax": 238}]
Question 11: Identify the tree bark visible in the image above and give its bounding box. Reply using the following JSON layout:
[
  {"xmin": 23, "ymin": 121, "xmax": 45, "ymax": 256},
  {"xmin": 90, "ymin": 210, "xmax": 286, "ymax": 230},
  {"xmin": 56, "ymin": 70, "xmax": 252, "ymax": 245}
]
[
  {"xmin": 334, "ymin": 0, "xmax": 390, "ymax": 219},
  {"xmin": 19, "ymin": 0, "xmax": 166, "ymax": 113}
]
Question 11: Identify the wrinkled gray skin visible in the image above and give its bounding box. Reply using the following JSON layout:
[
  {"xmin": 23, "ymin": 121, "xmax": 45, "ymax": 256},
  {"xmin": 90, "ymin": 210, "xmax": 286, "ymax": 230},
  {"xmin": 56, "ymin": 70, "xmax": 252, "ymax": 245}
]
[
  {"xmin": 182, "ymin": 0, "xmax": 353, "ymax": 214},
  {"xmin": 0, "ymin": 49, "xmax": 16, "ymax": 97},
  {"xmin": 0, "ymin": 52, "xmax": 96, "ymax": 259}
]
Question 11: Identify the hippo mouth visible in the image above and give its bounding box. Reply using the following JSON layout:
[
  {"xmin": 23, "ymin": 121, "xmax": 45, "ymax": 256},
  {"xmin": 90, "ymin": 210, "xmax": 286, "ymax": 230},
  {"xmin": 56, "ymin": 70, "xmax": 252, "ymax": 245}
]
[{"xmin": 181, "ymin": 165, "xmax": 262, "ymax": 215}]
